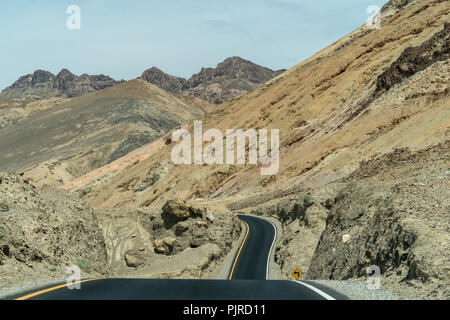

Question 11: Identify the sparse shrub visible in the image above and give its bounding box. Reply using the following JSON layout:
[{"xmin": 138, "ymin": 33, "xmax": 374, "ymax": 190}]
[{"xmin": 76, "ymin": 258, "xmax": 92, "ymax": 273}]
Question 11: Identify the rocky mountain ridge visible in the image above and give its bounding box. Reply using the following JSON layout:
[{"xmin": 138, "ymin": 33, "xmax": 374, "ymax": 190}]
[
  {"xmin": 2, "ymin": 57, "xmax": 284, "ymax": 105},
  {"xmin": 141, "ymin": 56, "xmax": 285, "ymax": 104},
  {"xmin": 0, "ymin": 69, "xmax": 120, "ymax": 101}
]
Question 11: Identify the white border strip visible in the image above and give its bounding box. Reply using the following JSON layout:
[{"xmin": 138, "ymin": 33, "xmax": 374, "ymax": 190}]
[
  {"xmin": 292, "ymin": 280, "xmax": 336, "ymax": 300},
  {"xmin": 265, "ymin": 218, "xmax": 277, "ymax": 280}
]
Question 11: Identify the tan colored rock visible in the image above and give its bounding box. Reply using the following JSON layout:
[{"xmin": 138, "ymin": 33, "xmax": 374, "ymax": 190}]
[
  {"xmin": 162, "ymin": 200, "xmax": 190, "ymax": 219},
  {"xmin": 163, "ymin": 237, "xmax": 176, "ymax": 247},
  {"xmin": 124, "ymin": 249, "xmax": 145, "ymax": 268},
  {"xmin": 153, "ymin": 239, "xmax": 167, "ymax": 254},
  {"xmin": 195, "ymin": 221, "xmax": 208, "ymax": 228}
]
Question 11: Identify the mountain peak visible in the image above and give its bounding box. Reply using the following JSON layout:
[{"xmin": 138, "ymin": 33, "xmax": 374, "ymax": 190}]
[
  {"xmin": 184, "ymin": 57, "xmax": 284, "ymax": 103},
  {"xmin": 222, "ymin": 56, "xmax": 250, "ymax": 63},
  {"xmin": 31, "ymin": 70, "xmax": 55, "ymax": 86},
  {"xmin": 56, "ymin": 68, "xmax": 75, "ymax": 77},
  {"xmin": 140, "ymin": 67, "xmax": 187, "ymax": 94}
]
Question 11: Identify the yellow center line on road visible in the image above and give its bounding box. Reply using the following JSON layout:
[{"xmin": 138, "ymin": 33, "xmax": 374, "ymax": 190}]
[
  {"xmin": 228, "ymin": 219, "xmax": 250, "ymax": 280},
  {"xmin": 15, "ymin": 278, "xmax": 102, "ymax": 300}
]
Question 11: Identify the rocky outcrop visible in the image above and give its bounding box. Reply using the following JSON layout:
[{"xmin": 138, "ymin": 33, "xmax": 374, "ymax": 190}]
[
  {"xmin": 140, "ymin": 57, "xmax": 285, "ymax": 104},
  {"xmin": 162, "ymin": 200, "xmax": 192, "ymax": 220},
  {"xmin": 376, "ymin": 23, "xmax": 450, "ymax": 92},
  {"xmin": 54, "ymin": 69, "xmax": 119, "ymax": 97},
  {"xmin": 153, "ymin": 237, "xmax": 178, "ymax": 255},
  {"xmin": 91, "ymin": 200, "xmax": 241, "ymax": 279},
  {"xmin": 152, "ymin": 201, "xmax": 240, "ymax": 256},
  {"xmin": 247, "ymin": 188, "xmax": 337, "ymax": 279},
  {"xmin": 162, "ymin": 200, "xmax": 206, "ymax": 220},
  {"xmin": 0, "ymin": 68, "xmax": 120, "ymax": 101},
  {"xmin": 304, "ymin": 177, "xmax": 449, "ymax": 299},
  {"xmin": 381, "ymin": 0, "xmax": 422, "ymax": 14},
  {"xmin": 306, "ymin": 182, "xmax": 417, "ymax": 280}
]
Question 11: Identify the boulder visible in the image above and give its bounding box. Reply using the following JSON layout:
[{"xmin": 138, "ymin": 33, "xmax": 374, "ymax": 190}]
[
  {"xmin": 153, "ymin": 237, "xmax": 177, "ymax": 255},
  {"xmin": 153, "ymin": 239, "xmax": 167, "ymax": 254},
  {"xmin": 124, "ymin": 249, "xmax": 145, "ymax": 268}
]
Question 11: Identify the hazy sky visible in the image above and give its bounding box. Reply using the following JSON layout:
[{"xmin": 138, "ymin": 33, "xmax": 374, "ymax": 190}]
[{"xmin": 0, "ymin": 0, "xmax": 388, "ymax": 90}]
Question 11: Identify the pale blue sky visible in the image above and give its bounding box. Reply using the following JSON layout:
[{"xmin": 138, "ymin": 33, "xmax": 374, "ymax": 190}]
[{"xmin": 0, "ymin": 0, "xmax": 388, "ymax": 90}]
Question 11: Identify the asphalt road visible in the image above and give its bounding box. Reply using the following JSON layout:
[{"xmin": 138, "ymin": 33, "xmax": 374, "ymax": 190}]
[
  {"xmin": 229, "ymin": 214, "xmax": 276, "ymax": 280},
  {"xmin": 9, "ymin": 214, "xmax": 340, "ymax": 300}
]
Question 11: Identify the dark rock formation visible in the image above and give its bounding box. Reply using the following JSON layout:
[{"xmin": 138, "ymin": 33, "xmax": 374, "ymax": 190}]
[
  {"xmin": 140, "ymin": 67, "xmax": 188, "ymax": 94},
  {"xmin": 376, "ymin": 23, "xmax": 449, "ymax": 92},
  {"xmin": 0, "ymin": 68, "xmax": 120, "ymax": 101}
]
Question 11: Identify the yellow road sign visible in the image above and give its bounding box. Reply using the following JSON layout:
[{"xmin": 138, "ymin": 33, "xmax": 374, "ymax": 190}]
[{"xmin": 292, "ymin": 268, "xmax": 302, "ymax": 280}]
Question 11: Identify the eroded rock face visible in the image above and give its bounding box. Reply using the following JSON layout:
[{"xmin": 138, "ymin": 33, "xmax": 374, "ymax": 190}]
[
  {"xmin": 0, "ymin": 173, "xmax": 109, "ymax": 287},
  {"xmin": 133, "ymin": 161, "xmax": 171, "ymax": 192},
  {"xmin": 305, "ymin": 181, "xmax": 449, "ymax": 291}
]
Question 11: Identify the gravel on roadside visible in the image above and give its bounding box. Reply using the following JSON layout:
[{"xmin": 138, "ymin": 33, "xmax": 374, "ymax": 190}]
[{"xmin": 309, "ymin": 279, "xmax": 404, "ymax": 300}]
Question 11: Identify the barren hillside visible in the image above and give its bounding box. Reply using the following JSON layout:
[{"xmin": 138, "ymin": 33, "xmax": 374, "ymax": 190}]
[{"xmin": 0, "ymin": 79, "xmax": 213, "ymax": 186}]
